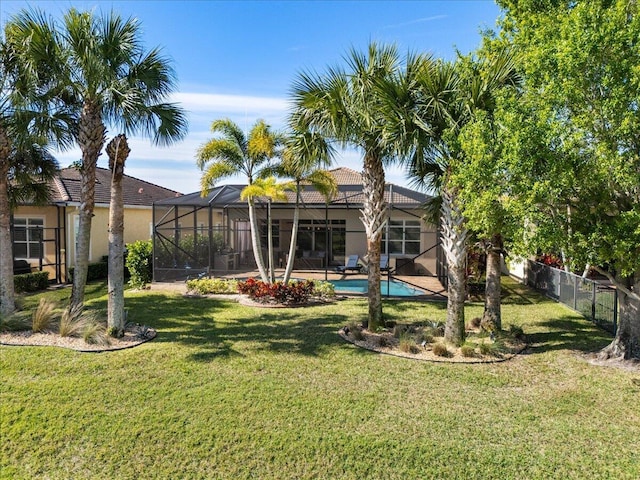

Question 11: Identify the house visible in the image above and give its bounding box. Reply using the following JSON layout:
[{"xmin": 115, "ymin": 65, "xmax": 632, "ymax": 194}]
[
  {"xmin": 12, "ymin": 166, "xmax": 181, "ymax": 283},
  {"xmin": 152, "ymin": 167, "xmax": 445, "ymax": 283}
]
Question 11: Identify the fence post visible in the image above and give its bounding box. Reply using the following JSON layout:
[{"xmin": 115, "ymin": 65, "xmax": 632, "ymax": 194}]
[
  {"xmin": 591, "ymin": 282, "xmax": 596, "ymax": 321},
  {"xmin": 573, "ymin": 275, "xmax": 578, "ymax": 311},
  {"xmin": 613, "ymin": 289, "xmax": 618, "ymax": 335}
]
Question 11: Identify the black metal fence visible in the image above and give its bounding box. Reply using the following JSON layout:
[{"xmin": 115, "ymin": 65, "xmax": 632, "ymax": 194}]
[{"xmin": 525, "ymin": 260, "xmax": 618, "ymax": 334}]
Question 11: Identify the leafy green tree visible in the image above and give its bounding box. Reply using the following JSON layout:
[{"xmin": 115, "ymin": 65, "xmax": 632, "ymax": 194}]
[
  {"xmin": 290, "ymin": 43, "xmax": 426, "ymax": 330},
  {"xmin": 498, "ymin": 0, "xmax": 640, "ymax": 359},
  {"xmin": 406, "ymin": 50, "xmax": 520, "ymax": 344},
  {"xmin": 197, "ymin": 119, "xmax": 280, "ymax": 283},
  {"xmin": 8, "ymin": 8, "xmax": 187, "ymax": 313}
]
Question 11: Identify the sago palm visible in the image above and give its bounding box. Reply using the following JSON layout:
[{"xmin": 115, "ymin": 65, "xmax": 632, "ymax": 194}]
[
  {"xmin": 8, "ymin": 8, "xmax": 187, "ymax": 312},
  {"xmin": 197, "ymin": 118, "xmax": 280, "ymax": 283}
]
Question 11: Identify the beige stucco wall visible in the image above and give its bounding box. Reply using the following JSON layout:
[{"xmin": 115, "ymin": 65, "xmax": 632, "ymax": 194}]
[{"xmin": 66, "ymin": 205, "xmax": 154, "ymax": 267}]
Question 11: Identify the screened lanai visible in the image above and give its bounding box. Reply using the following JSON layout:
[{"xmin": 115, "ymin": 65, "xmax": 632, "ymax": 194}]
[{"xmin": 152, "ymin": 167, "xmax": 447, "ymax": 290}]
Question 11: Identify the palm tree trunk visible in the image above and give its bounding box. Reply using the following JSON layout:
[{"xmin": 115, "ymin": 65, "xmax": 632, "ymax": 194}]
[
  {"xmin": 481, "ymin": 234, "xmax": 503, "ymax": 332},
  {"xmin": 361, "ymin": 153, "xmax": 387, "ymax": 330},
  {"xmin": 0, "ymin": 127, "xmax": 15, "ymax": 316},
  {"xmin": 267, "ymin": 201, "xmax": 275, "ymax": 283},
  {"xmin": 441, "ymin": 188, "xmax": 468, "ymax": 345},
  {"xmin": 106, "ymin": 135, "xmax": 129, "ymax": 337},
  {"xmin": 70, "ymin": 100, "xmax": 106, "ymax": 311},
  {"xmin": 283, "ymin": 184, "xmax": 301, "ymax": 284},
  {"xmin": 247, "ymin": 198, "xmax": 269, "ymax": 283}
]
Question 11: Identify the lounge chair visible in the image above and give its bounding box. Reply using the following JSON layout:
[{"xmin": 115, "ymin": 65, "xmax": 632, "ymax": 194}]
[
  {"xmin": 336, "ymin": 255, "xmax": 362, "ymax": 273},
  {"xmin": 380, "ymin": 254, "xmax": 390, "ymax": 272}
]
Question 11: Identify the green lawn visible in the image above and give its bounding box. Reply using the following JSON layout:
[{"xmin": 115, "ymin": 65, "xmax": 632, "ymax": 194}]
[{"xmin": 2, "ymin": 279, "xmax": 639, "ymax": 479}]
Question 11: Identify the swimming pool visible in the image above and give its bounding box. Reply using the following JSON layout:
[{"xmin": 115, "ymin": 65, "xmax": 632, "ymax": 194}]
[{"xmin": 329, "ymin": 278, "xmax": 425, "ymax": 297}]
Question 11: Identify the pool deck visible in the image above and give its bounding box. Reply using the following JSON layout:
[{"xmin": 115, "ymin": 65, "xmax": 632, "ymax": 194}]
[{"xmin": 152, "ymin": 268, "xmax": 447, "ymax": 300}]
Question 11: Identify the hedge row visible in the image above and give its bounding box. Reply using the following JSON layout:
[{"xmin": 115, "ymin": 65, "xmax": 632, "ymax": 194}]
[
  {"xmin": 14, "ymin": 271, "xmax": 50, "ymax": 293},
  {"xmin": 68, "ymin": 262, "xmax": 109, "ymax": 282}
]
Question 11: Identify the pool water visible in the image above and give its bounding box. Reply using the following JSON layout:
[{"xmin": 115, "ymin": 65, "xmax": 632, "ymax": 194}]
[{"xmin": 329, "ymin": 279, "xmax": 425, "ymax": 297}]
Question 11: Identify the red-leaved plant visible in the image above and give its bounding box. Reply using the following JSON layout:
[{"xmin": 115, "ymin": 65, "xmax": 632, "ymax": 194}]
[{"xmin": 237, "ymin": 278, "xmax": 315, "ymax": 305}]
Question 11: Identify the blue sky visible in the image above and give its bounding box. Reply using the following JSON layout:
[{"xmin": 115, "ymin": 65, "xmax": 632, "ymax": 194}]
[{"xmin": 1, "ymin": 1, "xmax": 502, "ymax": 194}]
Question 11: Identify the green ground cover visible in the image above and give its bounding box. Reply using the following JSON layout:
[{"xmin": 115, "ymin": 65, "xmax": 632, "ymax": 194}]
[{"xmin": 1, "ymin": 279, "xmax": 639, "ymax": 479}]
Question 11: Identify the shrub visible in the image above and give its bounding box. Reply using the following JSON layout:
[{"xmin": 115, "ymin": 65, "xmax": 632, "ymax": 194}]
[
  {"xmin": 312, "ymin": 281, "xmax": 335, "ymax": 299},
  {"xmin": 14, "ymin": 271, "xmax": 49, "ymax": 293},
  {"xmin": 508, "ymin": 324, "xmax": 525, "ymax": 340},
  {"xmin": 68, "ymin": 262, "xmax": 108, "ymax": 282},
  {"xmin": 32, "ymin": 298, "xmax": 57, "ymax": 333},
  {"xmin": 432, "ymin": 342, "xmax": 451, "ymax": 357},
  {"xmin": 346, "ymin": 321, "xmax": 364, "ymax": 341},
  {"xmin": 479, "ymin": 341, "xmax": 506, "ymax": 357},
  {"xmin": 0, "ymin": 311, "xmax": 31, "ymax": 332},
  {"xmin": 470, "ymin": 317, "xmax": 482, "ymax": 329},
  {"xmin": 59, "ymin": 305, "xmax": 93, "ymax": 338},
  {"xmin": 399, "ymin": 333, "xmax": 420, "ymax": 354},
  {"xmin": 460, "ymin": 343, "xmax": 476, "ymax": 358},
  {"xmin": 186, "ymin": 278, "xmax": 238, "ymax": 295},
  {"xmin": 237, "ymin": 278, "xmax": 315, "ymax": 305},
  {"xmin": 377, "ymin": 335, "xmax": 391, "ymax": 347},
  {"xmin": 126, "ymin": 240, "xmax": 153, "ymax": 289},
  {"xmin": 83, "ymin": 321, "xmax": 111, "ymax": 346}
]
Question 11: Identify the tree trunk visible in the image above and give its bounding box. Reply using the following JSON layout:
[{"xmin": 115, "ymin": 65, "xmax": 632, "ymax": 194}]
[
  {"xmin": 267, "ymin": 200, "xmax": 275, "ymax": 283},
  {"xmin": 598, "ymin": 275, "xmax": 640, "ymax": 361},
  {"xmin": 70, "ymin": 100, "xmax": 105, "ymax": 310},
  {"xmin": 360, "ymin": 153, "xmax": 387, "ymax": 330},
  {"xmin": 106, "ymin": 135, "xmax": 129, "ymax": 338},
  {"xmin": 0, "ymin": 126, "xmax": 15, "ymax": 316},
  {"xmin": 283, "ymin": 184, "xmax": 301, "ymax": 284},
  {"xmin": 481, "ymin": 234, "xmax": 503, "ymax": 332},
  {"xmin": 441, "ymin": 188, "xmax": 468, "ymax": 345},
  {"xmin": 247, "ymin": 198, "xmax": 269, "ymax": 283}
]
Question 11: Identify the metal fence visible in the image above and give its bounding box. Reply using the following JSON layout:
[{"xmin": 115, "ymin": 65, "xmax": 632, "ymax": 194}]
[{"xmin": 525, "ymin": 261, "xmax": 618, "ymax": 334}]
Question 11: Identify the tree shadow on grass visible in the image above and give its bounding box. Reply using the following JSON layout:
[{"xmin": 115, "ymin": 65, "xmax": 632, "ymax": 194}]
[
  {"xmin": 123, "ymin": 295, "xmax": 352, "ymax": 362},
  {"xmin": 524, "ymin": 315, "xmax": 613, "ymax": 355}
]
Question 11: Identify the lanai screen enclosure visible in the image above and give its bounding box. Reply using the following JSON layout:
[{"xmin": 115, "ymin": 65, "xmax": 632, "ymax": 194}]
[{"xmin": 152, "ymin": 168, "xmax": 447, "ymax": 289}]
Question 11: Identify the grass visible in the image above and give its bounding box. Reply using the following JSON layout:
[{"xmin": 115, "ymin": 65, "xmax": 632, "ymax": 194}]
[{"xmin": 1, "ymin": 278, "xmax": 639, "ymax": 479}]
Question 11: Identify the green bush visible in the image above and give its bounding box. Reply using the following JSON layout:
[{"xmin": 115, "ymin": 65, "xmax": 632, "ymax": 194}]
[
  {"xmin": 186, "ymin": 278, "xmax": 239, "ymax": 295},
  {"xmin": 68, "ymin": 262, "xmax": 108, "ymax": 282},
  {"xmin": 126, "ymin": 240, "xmax": 153, "ymax": 289},
  {"xmin": 432, "ymin": 342, "xmax": 451, "ymax": 357},
  {"xmin": 312, "ymin": 281, "xmax": 336, "ymax": 299},
  {"xmin": 14, "ymin": 271, "xmax": 49, "ymax": 293},
  {"xmin": 460, "ymin": 344, "xmax": 476, "ymax": 358},
  {"xmin": 399, "ymin": 333, "xmax": 420, "ymax": 354}
]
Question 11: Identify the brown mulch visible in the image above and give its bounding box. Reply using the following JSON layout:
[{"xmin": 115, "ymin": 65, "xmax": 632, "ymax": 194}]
[{"xmin": 0, "ymin": 324, "xmax": 156, "ymax": 353}]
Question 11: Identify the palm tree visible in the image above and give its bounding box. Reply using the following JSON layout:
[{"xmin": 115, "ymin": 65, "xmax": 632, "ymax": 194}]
[
  {"xmin": 0, "ymin": 29, "xmax": 70, "ymax": 316},
  {"xmin": 197, "ymin": 119, "xmax": 280, "ymax": 283},
  {"xmin": 105, "ymin": 134, "xmax": 130, "ymax": 337},
  {"xmin": 290, "ymin": 43, "xmax": 423, "ymax": 331},
  {"xmin": 275, "ymin": 128, "xmax": 336, "ymax": 284},
  {"xmin": 8, "ymin": 8, "xmax": 187, "ymax": 312},
  {"xmin": 407, "ymin": 51, "xmax": 520, "ymax": 344},
  {"xmin": 240, "ymin": 176, "xmax": 288, "ymax": 283}
]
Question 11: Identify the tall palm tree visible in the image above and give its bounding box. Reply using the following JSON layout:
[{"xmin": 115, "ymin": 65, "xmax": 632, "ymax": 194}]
[
  {"xmin": 8, "ymin": 8, "xmax": 187, "ymax": 312},
  {"xmin": 0, "ymin": 29, "xmax": 70, "ymax": 316},
  {"xmin": 290, "ymin": 43, "xmax": 423, "ymax": 331},
  {"xmin": 197, "ymin": 118, "xmax": 280, "ymax": 283},
  {"xmin": 105, "ymin": 134, "xmax": 130, "ymax": 337},
  {"xmin": 407, "ymin": 51, "xmax": 520, "ymax": 344},
  {"xmin": 240, "ymin": 176, "xmax": 288, "ymax": 283},
  {"xmin": 277, "ymin": 127, "xmax": 336, "ymax": 284}
]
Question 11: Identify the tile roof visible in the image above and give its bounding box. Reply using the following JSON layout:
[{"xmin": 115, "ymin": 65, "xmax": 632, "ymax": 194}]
[
  {"xmin": 155, "ymin": 167, "xmax": 430, "ymax": 208},
  {"xmin": 50, "ymin": 167, "xmax": 181, "ymax": 207}
]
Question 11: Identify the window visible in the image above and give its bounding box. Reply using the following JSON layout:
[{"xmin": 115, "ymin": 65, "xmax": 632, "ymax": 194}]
[
  {"xmin": 13, "ymin": 217, "xmax": 44, "ymax": 259},
  {"xmin": 260, "ymin": 220, "xmax": 280, "ymax": 249},
  {"xmin": 297, "ymin": 220, "xmax": 345, "ymax": 259},
  {"xmin": 382, "ymin": 220, "xmax": 421, "ymax": 255}
]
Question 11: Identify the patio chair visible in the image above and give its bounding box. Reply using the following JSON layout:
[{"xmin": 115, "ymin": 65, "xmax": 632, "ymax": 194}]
[
  {"xmin": 380, "ymin": 254, "xmax": 390, "ymax": 272},
  {"xmin": 336, "ymin": 255, "xmax": 362, "ymax": 273}
]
